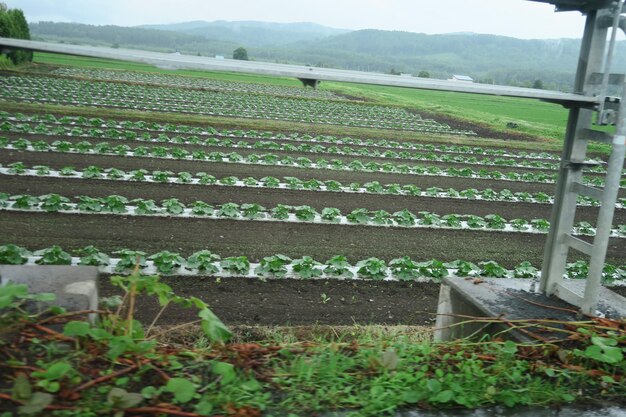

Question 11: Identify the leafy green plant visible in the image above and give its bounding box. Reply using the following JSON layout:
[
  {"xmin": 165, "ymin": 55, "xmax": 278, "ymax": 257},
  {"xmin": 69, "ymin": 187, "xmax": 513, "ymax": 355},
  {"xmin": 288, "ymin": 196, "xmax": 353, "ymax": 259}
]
[
  {"xmin": 531, "ymin": 218, "xmax": 551, "ymax": 231},
  {"xmin": 241, "ymin": 203, "xmax": 266, "ymax": 219},
  {"xmin": 220, "ymin": 256, "xmax": 250, "ymax": 274},
  {"xmin": 480, "ymin": 261, "xmax": 508, "ymax": 278},
  {"xmin": 217, "ymin": 202, "xmax": 240, "ymax": 218},
  {"xmin": 149, "ymin": 251, "xmax": 186, "ymax": 274},
  {"xmin": 510, "ymin": 218, "xmax": 529, "ymax": 231},
  {"xmin": 191, "ymin": 201, "xmax": 214, "ymax": 216},
  {"xmin": 31, "ymin": 361, "xmax": 78, "ymax": 393},
  {"xmin": 513, "ymin": 261, "xmax": 539, "ymax": 278},
  {"xmin": 11, "ymin": 194, "xmax": 39, "ymax": 209},
  {"xmin": 442, "ymin": 214, "xmax": 461, "ymax": 227},
  {"xmin": 35, "ymin": 246, "xmax": 72, "ymax": 265},
  {"xmin": 466, "ymin": 215, "xmax": 487, "ymax": 229},
  {"xmin": 566, "ymin": 260, "xmax": 589, "ymax": 279},
  {"xmin": 134, "ymin": 199, "xmax": 161, "ymax": 215},
  {"xmin": 186, "ymin": 250, "xmax": 221, "ymax": 273},
  {"xmin": 161, "ymin": 198, "xmax": 186, "ymax": 215},
  {"xmin": 445, "ymin": 260, "xmax": 481, "ymax": 277},
  {"xmin": 347, "ymin": 208, "xmax": 370, "ymax": 224},
  {"xmin": 321, "ymin": 207, "xmax": 341, "ymax": 222},
  {"xmin": 83, "ymin": 165, "xmax": 104, "ymax": 179},
  {"xmin": 485, "ymin": 214, "xmax": 506, "ymax": 229},
  {"xmin": 419, "ymin": 211, "xmax": 441, "ymax": 226},
  {"xmin": 356, "ymin": 258, "xmax": 387, "ymax": 280},
  {"xmin": 292, "ymin": 256, "xmax": 323, "ymax": 279},
  {"xmin": 389, "ymin": 256, "xmax": 420, "ymax": 280},
  {"xmin": 324, "ymin": 255, "xmax": 353, "ymax": 278},
  {"xmin": 0, "ymin": 244, "xmax": 31, "ymax": 265},
  {"xmin": 103, "ymin": 195, "xmax": 129, "ymax": 213},
  {"xmin": 39, "ymin": 194, "xmax": 71, "ymax": 212},
  {"xmin": 77, "ymin": 245, "xmax": 110, "ymax": 266},
  {"xmin": 114, "ymin": 249, "xmax": 147, "ymax": 272},
  {"xmin": 271, "ymin": 204, "xmax": 291, "ymax": 220},
  {"xmin": 260, "ymin": 176, "xmax": 280, "ymax": 187},
  {"xmin": 197, "ymin": 172, "xmax": 217, "ymax": 185},
  {"xmin": 77, "ymin": 196, "xmax": 104, "ymax": 212},
  {"xmin": 255, "ymin": 254, "xmax": 292, "ymax": 277},
  {"xmin": 294, "ymin": 205, "xmax": 317, "ymax": 221},
  {"xmin": 33, "ymin": 165, "xmax": 51, "ymax": 176},
  {"xmin": 177, "ymin": 171, "xmax": 193, "ymax": 183},
  {"xmin": 371, "ymin": 210, "xmax": 393, "ymax": 225},
  {"xmin": 59, "ymin": 166, "xmax": 77, "ymax": 176},
  {"xmin": 393, "ymin": 209, "xmax": 417, "ymax": 226},
  {"xmin": 417, "ymin": 260, "xmax": 448, "ymax": 280}
]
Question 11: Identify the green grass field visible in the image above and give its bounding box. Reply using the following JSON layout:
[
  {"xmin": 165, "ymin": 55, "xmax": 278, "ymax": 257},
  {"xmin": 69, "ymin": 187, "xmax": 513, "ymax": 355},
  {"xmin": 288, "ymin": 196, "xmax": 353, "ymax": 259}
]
[
  {"xmin": 327, "ymin": 82, "xmax": 570, "ymax": 139},
  {"xmin": 34, "ymin": 52, "xmax": 304, "ymax": 87}
]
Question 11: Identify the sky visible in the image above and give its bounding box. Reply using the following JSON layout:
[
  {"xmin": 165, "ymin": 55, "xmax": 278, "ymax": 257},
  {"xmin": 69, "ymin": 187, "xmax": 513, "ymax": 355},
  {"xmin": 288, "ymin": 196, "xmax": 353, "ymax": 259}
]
[{"xmin": 11, "ymin": 0, "xmax": 590, "ymax": 39}]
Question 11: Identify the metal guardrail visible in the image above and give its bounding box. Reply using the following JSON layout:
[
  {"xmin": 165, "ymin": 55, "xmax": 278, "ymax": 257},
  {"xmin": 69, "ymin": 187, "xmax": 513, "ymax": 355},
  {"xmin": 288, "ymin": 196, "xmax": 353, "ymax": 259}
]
[{"xmin": 0, "ymin": 37, "xmax": 599, "ymax": 107}]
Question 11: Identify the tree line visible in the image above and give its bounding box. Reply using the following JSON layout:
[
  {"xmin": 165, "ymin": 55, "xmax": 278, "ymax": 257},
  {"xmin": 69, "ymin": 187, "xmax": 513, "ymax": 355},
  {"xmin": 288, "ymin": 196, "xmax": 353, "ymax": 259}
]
[{"xmin": 0, "ymin": 3, "xmax": 32, "ymax": 65}]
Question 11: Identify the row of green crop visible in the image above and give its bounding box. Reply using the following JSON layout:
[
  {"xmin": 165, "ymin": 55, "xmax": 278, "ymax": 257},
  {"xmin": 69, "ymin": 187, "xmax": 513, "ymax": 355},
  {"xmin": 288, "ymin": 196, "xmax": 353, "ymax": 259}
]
[
  {"xmin": 4, "ymin": 162, "xmax": 622, "ymax": 208},
  {"xmin": 0, "ymin": 75, "xmax": 475, "ymax": 134},
  {"xmin": 2, "ymin": 192, "xmax": 624, "ymax": 237},
  {"xmin": 2, "ymin": 244, "xmax": 624, "ymax": 283},
  {"xmin": 50, "ymin": 66, "xmax": 345, "ymax": 100},
  {"xmin": 4, "ymin": 137, "xmax": 613, "ymax": 188},
  {"xmin": 3, "ymin": 119, "xmax": 608, "ymax": 173},
  {"xmin": 0, "ymin": 112, "xmax": 570, "ymax": 161}
]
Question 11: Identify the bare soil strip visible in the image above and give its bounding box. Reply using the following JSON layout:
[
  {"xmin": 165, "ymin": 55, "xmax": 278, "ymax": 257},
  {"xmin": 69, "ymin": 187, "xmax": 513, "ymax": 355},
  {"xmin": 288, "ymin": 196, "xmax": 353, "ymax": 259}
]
[{"xmin": 2, "ymin": 211, "xmax": 623, "ymax": 267}]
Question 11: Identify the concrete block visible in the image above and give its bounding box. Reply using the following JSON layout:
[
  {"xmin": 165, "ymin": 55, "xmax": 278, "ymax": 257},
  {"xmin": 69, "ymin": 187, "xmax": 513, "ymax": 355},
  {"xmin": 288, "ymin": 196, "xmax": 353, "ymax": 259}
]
[
  {"xmin": 0, "ymin": 265, "xmax": 99, "ymax": 313},
  {"xmin": 434, "ymin": 277, "xmax": 626, "ymax": 342}
]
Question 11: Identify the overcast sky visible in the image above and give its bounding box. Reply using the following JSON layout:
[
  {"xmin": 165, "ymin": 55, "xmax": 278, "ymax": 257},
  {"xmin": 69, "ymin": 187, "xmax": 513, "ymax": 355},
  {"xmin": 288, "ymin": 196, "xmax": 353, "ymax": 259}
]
[{"xmin": 12, "ymin": 0, "xmax": 590, "ymax": 39}]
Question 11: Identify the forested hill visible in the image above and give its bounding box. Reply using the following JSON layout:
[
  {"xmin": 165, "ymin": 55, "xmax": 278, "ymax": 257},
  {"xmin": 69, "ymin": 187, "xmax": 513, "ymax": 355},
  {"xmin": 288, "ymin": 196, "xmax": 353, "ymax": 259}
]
[
  {"xmin": 29, "ymin": 22, "xmax": 240, "ymax": 55},
  {"xmin": 139, "ymin": 21, "xmax": 350, "ymax": 46},
  {"xmin": 29, "ymin": 21, "xmax": 626, "ymax": 91}
]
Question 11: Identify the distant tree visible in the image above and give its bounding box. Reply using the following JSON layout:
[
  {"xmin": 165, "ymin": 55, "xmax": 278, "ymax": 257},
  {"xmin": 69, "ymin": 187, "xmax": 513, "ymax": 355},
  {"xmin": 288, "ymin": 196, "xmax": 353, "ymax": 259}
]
[
  {"xmin": 417, "ymin": 71, "xmax": 430, "ymax": 78},
  {"xmin": 532, "ymin": 79, "xmax": 544, "ymax": 89},
  {"xmin": 388, "ymin": 67, "xmax": 401, "ymax": 75},
  {"xmin": 233, "ymin": 47, "xmax": 248, "ymax": 61},
  {"xmin": 0, "ymin": 4, "xmax": 32, "ymax": 64}
]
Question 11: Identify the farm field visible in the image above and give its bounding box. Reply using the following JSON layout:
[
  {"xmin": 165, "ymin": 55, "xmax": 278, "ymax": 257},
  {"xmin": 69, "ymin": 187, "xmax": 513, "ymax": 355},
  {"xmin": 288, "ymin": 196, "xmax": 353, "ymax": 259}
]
[
  {"xmin": 1, "ymin": 55, "xmax": 625, "ymax": 330},
  {"xmin": 1, "ymin": 49, "xmax": 626, "ymax": 417}
]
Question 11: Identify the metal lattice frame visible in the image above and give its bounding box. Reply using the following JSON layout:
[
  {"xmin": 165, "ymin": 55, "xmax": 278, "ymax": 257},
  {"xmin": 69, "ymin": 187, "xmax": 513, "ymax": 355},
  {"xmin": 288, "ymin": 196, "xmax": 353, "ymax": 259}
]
[{"xmin": 540, "ymin": 1, "xmax": 626, "ymax": 315}]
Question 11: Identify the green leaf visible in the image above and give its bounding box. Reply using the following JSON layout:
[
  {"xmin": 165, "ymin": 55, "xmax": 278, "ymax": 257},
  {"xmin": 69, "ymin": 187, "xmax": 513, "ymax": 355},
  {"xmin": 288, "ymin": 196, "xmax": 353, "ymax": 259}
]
[
  {"xmin": 34, "ymin": 362, "xmax": 72, "ymax": 380},
  {"xmin": 433, "ymin": 390, "xmax": 454, "ymax": 403},
  {"xmin": 426, "ymin": 379, "xmax": 441, "ymax": 393},
  {"xmin": 195, "ymin": 400, "xmax": 214, "ymax": 416},
  {"xmin": 18, "ymin": 392, "xmax": 53, "ymax": 415},
  {"xmin": 11, "ymin": 373, "xmax": 32, "ymax": 401},
  {"xmin": 63, "ymin": 321, "xmax": 90, "ymax": 337},
  {"xmin": 198, "ymin": 308, "xmax": 232, "ymax": 343},
  {"xmin": 165, "ymin": 378, "xmax": 197, "ymax": 403},
  {"xmin": 212, "ymin": 361, "xmax": 236, "ymax": 385},
  {"xmin": 107, "ymin": 387, "xmax": 143, "ymax": 409}
]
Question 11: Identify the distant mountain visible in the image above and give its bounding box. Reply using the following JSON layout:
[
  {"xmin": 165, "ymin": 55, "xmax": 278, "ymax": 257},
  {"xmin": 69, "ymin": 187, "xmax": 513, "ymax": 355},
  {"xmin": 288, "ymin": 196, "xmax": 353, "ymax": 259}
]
[
  {"xmin": 29, "ymin": 21, "xmax": 240, "ymax": 56},
  {"xmin": 139, "ymin": 20, "xmax": 350, "ymax": 46}
]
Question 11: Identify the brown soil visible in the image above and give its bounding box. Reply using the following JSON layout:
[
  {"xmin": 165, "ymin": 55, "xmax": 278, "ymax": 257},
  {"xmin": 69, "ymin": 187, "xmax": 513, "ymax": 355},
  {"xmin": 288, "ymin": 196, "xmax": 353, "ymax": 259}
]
[{"xmin": 98, "ymin": 276, "xmax": 441, "ymax": 326}]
